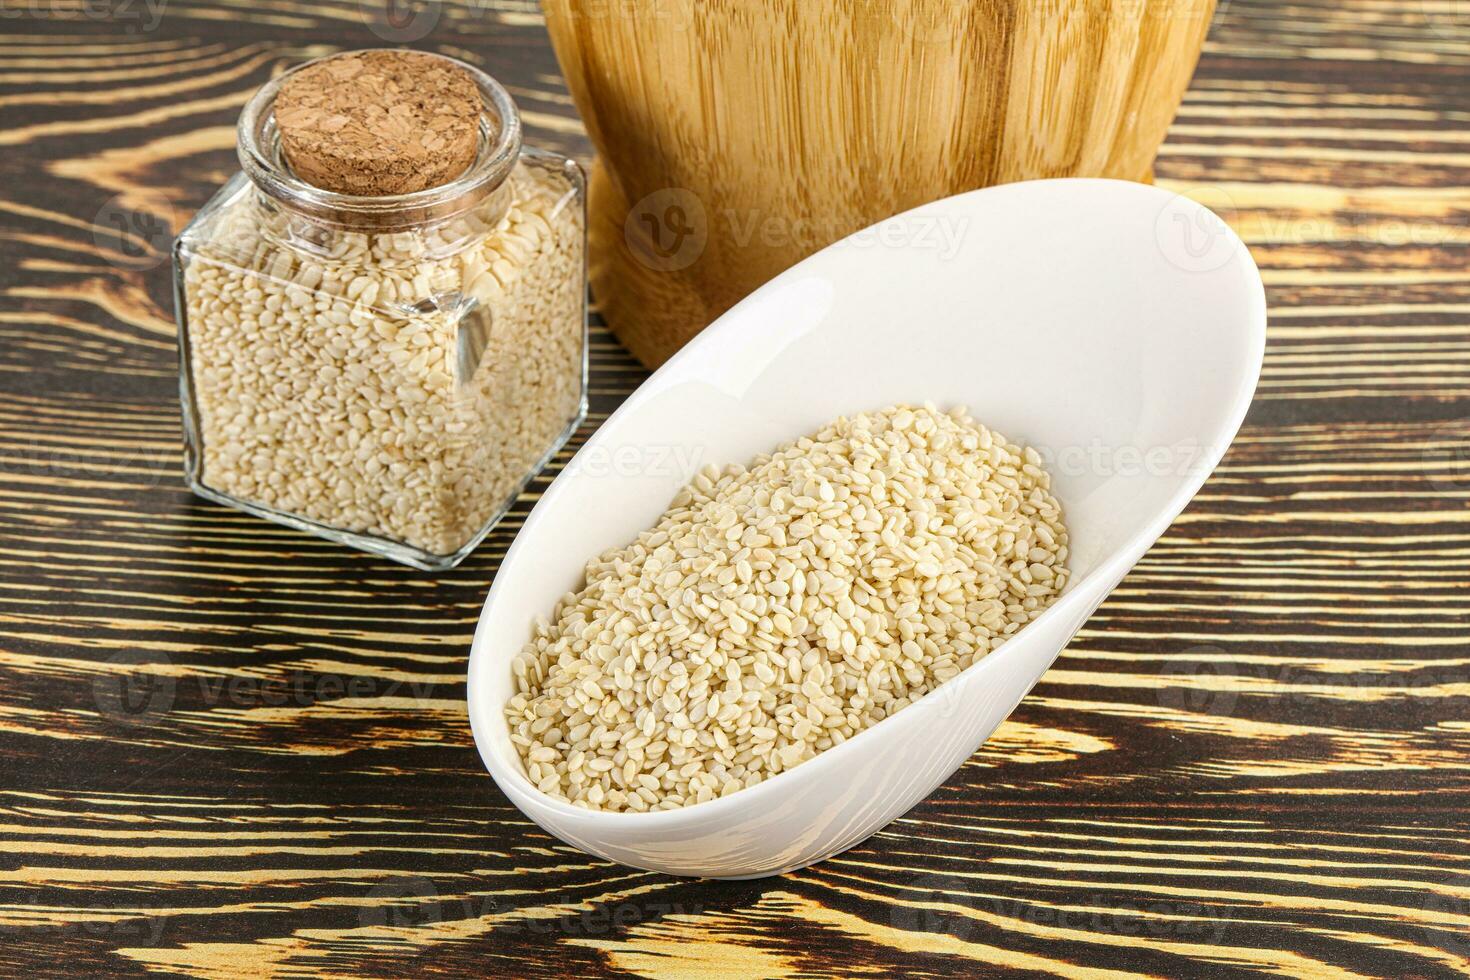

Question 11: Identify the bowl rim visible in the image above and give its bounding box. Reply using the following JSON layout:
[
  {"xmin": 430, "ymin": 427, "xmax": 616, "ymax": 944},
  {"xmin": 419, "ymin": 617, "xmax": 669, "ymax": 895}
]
[{"xmin": 466, "ymin": 176, "xmax": 1267, "ymax": 830}]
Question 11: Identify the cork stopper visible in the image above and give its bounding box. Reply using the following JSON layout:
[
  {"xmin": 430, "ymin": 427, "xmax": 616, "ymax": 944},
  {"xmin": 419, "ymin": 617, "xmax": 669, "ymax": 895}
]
[{"xmin": 274, "ymin": 50, "xmax": 482, "ymax": 197}]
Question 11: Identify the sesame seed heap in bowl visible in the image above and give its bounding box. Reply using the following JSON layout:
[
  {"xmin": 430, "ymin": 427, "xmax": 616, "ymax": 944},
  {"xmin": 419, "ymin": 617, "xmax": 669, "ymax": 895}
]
[{"xmin": 505, "ymin": 403, "xmax": 1069, "ymax": 813}]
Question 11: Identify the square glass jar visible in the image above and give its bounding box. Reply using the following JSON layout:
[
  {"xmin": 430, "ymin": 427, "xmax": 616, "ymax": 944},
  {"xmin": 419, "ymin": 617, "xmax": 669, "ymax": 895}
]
[{"xmin": 173, "ymin": 54, "xmax": 587, "ymax": 570}]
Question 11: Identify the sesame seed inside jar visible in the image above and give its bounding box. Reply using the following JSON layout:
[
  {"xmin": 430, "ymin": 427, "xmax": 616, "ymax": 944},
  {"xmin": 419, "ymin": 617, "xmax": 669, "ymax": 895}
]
[{"xmin": 174, "ymin": 50, "xmax": 587, "ymax": 568}]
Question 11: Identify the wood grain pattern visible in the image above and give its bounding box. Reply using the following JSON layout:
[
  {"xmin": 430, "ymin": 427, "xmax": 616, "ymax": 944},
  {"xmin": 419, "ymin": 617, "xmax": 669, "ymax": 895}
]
[
  {"xmin": 0, "ymin": 0, "xmax": 1467, "ymax": 976},
  {"xmin": 544, "ymin": 0, "xmax": 1216, "ymax": 366}
]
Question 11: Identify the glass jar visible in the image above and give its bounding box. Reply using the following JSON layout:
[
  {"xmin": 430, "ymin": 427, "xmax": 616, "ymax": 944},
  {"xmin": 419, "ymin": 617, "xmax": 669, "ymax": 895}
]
[{"xmin": 173, "ymin": 54, "xmax": 587, "ymax": 570}]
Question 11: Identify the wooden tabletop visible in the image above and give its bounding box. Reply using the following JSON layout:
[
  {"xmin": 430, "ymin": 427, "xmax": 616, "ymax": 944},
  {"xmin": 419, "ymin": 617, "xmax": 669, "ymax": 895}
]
[{"xmin": 2, "ymin": 0, "xmax": 1468, "ymax": 976}]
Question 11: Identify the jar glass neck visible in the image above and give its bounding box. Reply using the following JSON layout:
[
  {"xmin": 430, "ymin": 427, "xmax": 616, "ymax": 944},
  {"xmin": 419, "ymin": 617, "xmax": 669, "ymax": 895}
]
[
  {"xmin": 237, "ymin": 51, "xmax": 522, "ymax": 234},
  {"xmin": 246, "ymin": 182, "xmax": 515, "ymax": 266}
]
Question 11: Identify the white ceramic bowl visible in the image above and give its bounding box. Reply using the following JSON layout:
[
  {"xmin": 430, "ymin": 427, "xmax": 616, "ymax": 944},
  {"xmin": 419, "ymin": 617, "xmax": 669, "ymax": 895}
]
[{"xmin": 467, "ymin": 178, "xmax": 1265, "ymax": 879}]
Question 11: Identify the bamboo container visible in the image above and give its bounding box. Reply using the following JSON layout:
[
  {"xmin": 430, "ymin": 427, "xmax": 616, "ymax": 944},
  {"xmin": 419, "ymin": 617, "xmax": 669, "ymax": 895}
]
[{"xmin": 543, "ymin": 0, "xmax": 1216, "ymax": 367}]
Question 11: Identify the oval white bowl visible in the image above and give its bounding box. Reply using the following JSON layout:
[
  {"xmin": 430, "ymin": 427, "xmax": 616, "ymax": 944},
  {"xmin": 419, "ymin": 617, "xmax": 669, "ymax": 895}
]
[{"xmin": 467, "ymin": 178, "xmax": 1265, "ymax": 879}]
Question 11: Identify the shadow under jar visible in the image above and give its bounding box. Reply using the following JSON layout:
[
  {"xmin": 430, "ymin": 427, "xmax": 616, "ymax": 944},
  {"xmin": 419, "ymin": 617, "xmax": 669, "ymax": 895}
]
[{"xmin": 173, "ymin": 54, "xmax": 588, "ymax": 570}]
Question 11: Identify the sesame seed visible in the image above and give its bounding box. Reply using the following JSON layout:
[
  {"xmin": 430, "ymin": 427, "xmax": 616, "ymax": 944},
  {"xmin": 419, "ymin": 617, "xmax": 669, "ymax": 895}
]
[
  {"xmin": 182, "ymin": 161, "xmax": 584, "ymax": 558},
  {"xmin": 505, "ymin": 404, "xmax": 1069, "ymax": 812}
]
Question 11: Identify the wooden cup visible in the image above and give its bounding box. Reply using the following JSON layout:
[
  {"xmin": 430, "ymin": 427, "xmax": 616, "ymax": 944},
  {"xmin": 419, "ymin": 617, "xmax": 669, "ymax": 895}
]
[{"xmin": 542, "ymin": 0, "xmax": 1216, "ymax": 367}]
